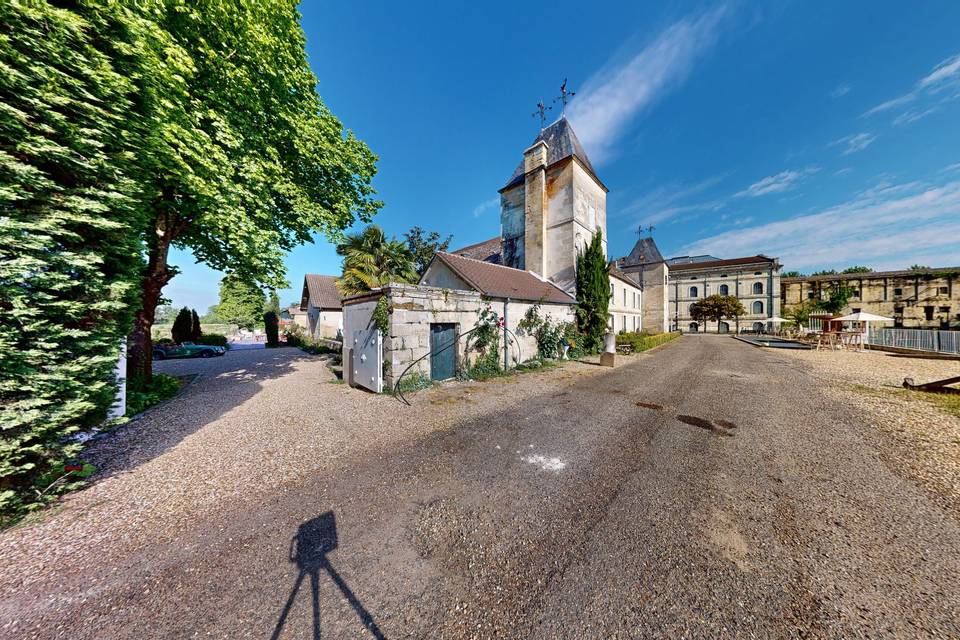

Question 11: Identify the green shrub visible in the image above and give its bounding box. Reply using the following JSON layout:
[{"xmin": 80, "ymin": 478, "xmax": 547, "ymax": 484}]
[
  {"xmin": 392, "ymin": 372, "xmax": 434, "ymax": 394},
  {"xmin": 171, "ymin": 307, "xmax": 194, "ymax": 344},
  {"xmin": 124, "ymin": 374, "xmax": 182, "ymax": 417},
  {"xmin": 195, "ymin": 333, "xmax": 228, "ymax": 347},
  {"xmin": 300, "ymin": 337, "xmax": 339, "ymax": 355},
  {"xmin": 264, "ymin": 311, "xmax": 279, "ymax": 347}
]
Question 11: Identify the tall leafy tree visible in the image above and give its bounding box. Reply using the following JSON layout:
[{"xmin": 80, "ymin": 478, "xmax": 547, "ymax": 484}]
[
  {"xmin": 688, "ymin": 295, "xmax": 746, "ymax": 333},
  {"xmin": 214, "ymin": 275, "xmax": 265, "ymax": 330},
  {"xmin": 841, "ymin": 265, "xmax": 873, "ymax": 274},
  {"xmin": 574, "ymin": 231, "xmax": 610, "ymax": 352},
  {"xmin": 336, "ymin": 225, "xmax": 419, "ymax": 295},
  {"xmin": 0, "ymin": 0, "xmax": 145, "ymax": 518},
  {"xmin": 404, "ymin": 226, "xmax": 452, "ymax": 276},
  {"xmin": 816, "ymin": 285, "xmax": 856, "ymax": 315},
  {"xmin": 126, "ymin": 0, "xmax": 381, "ymax": 385}
]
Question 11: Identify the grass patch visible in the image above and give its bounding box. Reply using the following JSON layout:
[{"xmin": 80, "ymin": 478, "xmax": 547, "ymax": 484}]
[{"xmin": 850, "ymin": 383, "xmax": 960, "ymax": 418}]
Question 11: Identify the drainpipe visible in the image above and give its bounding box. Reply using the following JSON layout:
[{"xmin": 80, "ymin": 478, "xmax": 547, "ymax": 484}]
[{"xmin": 503, "ymin": 298, "xmax": 510, "ymax": 370}]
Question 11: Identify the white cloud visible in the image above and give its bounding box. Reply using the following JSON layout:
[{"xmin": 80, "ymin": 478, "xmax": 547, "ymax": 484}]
[
  {"xmin": 472, "ymin": 196, "xmax": 499, "ymax": 218},
  {"xmin": 864, "ymin": 52, "xmax": 960, "ymax": 118},
  {"xmin": 735, "ymin": 167, "xmax": 819, "ymax": 197},
  {"xmin": 918, "ymin": 53, "xmax": 960, "ymax": 89},
  {"xmin": 864, "ymin": 93, "xmax": 915, "ymax": 117},
  {"xmin": 567, "ymin": 6, "xmax": 729, "ymax": 162},
  {"xmin": 830, "ymin": 132, "xmax": 876, "ymax": 155},
  {"xmin": 833, "ymin": 167, "xmax": 853, "ymax": 177},
  {"xmin": 680, "ymin": 179, "xmax": 960, "ymax": 271},
  {"xmin": 942, "ymin": 162, "xmax": 960, "ymax": 173},
  {"xmin": 621, "ymin": 173, "xmax": 730, "ymax": 225},
  {"xmin": 830, "ymin": 84, "xmax": 851, "ymax": 98},
  {"xmin": 893, "ymin": 106, "xmax": 939, "ymax": 126}
]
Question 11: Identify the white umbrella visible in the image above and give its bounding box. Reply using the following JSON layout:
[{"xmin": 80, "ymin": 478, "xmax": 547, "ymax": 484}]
[
  {"xmin": 833, "ymin": 312, "xmax": 893, "ymax": 322},
  {"xmin": 765, "ymin": 316, "xmax": 790, "ymax": 323}
]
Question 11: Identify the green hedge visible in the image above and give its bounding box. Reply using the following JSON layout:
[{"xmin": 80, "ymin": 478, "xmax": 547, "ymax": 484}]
[
  {"xmin": 195, "ymin": 333, "xmax": 228, "ymax": 347},
  {"xmin": 616, "ymin": 331, "xmax": 681, "ymax": 353},
  {"xmin": 151, "ymin": 323, "xmax": 236, "ymax": 340},
  {"xmin": 0, "ymin": 1, "xmax": 145, "ymax": 524}
]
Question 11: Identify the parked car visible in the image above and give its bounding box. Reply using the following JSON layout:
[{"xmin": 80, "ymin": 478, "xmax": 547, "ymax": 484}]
[{"xmin": 152, "ymin": 342, "xmax": 226, "ymax": 360}]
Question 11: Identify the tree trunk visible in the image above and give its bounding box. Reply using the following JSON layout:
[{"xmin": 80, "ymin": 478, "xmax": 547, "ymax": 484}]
[{"xmin": 127, "ymin": 208, "xmax": 178, "ymax": 389}]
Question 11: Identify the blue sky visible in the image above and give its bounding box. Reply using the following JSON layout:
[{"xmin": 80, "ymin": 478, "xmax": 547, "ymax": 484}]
[{"xmin": 166, "ymin": 1, "xmax": 960, "ymax": 311}]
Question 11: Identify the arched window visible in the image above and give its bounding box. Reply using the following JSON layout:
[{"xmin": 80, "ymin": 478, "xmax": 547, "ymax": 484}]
[
  {"xmin": 719, "ymin": 284, "xmax": 729, "ymax": 295},
  {"xmin": 753, "ymin": 300, "xmax": 764, "ymax": 314},
  {"xmin": 688, "ymin": 322, "xmax": 699, "ymax": 333},
  {"xmin": 689, "ymin": 286, "xmax": 698, "ymax": 298},
  {"xmin": 753, "ymin": 282, "xmax": 763, "ymax": 294}
]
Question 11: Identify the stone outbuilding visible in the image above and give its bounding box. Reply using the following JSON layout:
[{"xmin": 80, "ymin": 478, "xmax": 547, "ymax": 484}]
[{"xmin": 342, "ymin": 252, "xmax": 575, "ymax": 392}]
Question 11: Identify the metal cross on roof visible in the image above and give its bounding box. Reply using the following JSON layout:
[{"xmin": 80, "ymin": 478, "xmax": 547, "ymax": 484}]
[
  {"xmin": 531, "ymin": 99, "xmax": 551, "ymax": 128},
  {"xmin": 554, "ymin": 78, "xmax": 576, "ymax": 115}
]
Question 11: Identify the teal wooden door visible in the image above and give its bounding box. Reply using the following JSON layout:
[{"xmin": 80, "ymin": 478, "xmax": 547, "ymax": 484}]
[{"xmin": 430, "ymin": 323, "xmax": 456, "ymax": 381}]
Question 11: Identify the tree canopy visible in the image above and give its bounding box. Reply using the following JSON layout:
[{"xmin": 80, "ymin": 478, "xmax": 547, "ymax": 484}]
[
  {"xmin": 127, "ymin": 0, "xmax": 381, "ymax": 384},
  {"xmin": 404, "ymin": 226, "xmax": 452, "ymax": 276},
  {"xmin": 841, "ymin": 265, "xmax": 873, "ymax": 274},
  {"xmin": 574, "ymin": 231, "xmax": 610, "ymax": 352},
  {"xmin": 336, "ymin": 225, "xmax": 419, "ymax": 295},
  {"xmin": 815, "ymin": 285, "xmax": 856, "ymax": 315},
  {"xmin": 688, "ymin": 295, "xmax": 746, "ymax": 332},
  {"xmin": 214, "ymin": 276, "xmax": 266, "ymax": 330}
]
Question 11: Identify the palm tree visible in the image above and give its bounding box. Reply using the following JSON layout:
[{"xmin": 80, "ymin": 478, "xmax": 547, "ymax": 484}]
[{"xmin": 336, "ymin": 225, "xmax": 419, "ymax": 295}]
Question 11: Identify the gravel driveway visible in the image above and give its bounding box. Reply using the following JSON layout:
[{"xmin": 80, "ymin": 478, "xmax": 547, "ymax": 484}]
[{"xmin": 2, "ymin": 337, "xmax": 959, "ymax": 638}]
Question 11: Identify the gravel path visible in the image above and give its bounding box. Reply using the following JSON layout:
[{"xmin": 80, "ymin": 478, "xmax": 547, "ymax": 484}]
[
  {"xmin": 2, "ymin": 337, "xmax": 959, "ymax": 638},
  {"xmin": 775, "ymin": 347, "xmax": 960, "ymax": 517}
]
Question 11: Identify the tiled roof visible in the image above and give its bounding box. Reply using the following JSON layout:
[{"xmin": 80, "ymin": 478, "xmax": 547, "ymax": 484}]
[
  {"xmin": 432, "ymin": 252, "xmax": 575, "ymax": 304},
  {"xmin": 450, "ymin": 236, "xmax": 502, "ymax": 264},
  {"xmin": 502, "ymin": 117, "xmax": 600, "ymax": 191},
  {"xmin": 301, "ymin": 274, "xmax": 342, "ymax": 310},
  {"xmin": 782, "ymin": 266, "xmax": 960, "ymax": 283},
  {"xmin": 668, "ymin": 255, "xmax": 776, "ymax": 272}
]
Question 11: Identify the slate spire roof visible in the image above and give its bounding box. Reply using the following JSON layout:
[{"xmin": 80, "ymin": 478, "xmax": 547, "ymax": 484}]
[
  {"xmin": 501, "ymin": 117, "xmax": 599, "ymax": 191},
  {"xmin": 619, "ymin": 236, "xmax": 666, "ymax": 267}
]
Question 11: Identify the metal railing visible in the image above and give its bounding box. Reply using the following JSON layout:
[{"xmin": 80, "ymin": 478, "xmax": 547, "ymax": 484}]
[{"xmin": 867, "ymin": 328, "xmax": 960, "ymax": 354}]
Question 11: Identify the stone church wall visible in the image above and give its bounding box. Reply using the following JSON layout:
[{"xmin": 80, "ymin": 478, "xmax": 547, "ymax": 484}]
[{"xmin": 500, "ymin": 185, "xmax": 525, "ymax": 269}]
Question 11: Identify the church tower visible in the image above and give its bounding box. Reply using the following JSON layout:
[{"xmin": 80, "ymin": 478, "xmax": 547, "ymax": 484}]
[{"xmin": 498, "ymin": 117, "xmax": 607, "ymax": 295}]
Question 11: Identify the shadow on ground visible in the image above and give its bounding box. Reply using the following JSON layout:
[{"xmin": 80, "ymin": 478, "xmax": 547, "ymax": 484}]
[
  {"xmin": 85, "ymin": 348, "xmax": 326, "ymax": 480},
  {"xmin": 272, "ymin": 511, "xmax": 386, "ymax": 640}
]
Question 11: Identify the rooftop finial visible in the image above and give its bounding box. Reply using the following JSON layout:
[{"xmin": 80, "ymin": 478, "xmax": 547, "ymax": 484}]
[
  {"xmin": 554, "ymin": 78, "xmax": 576, "ymax": 115},
  {"xmin": 638, "ymin": 224, "xmax": 655, "ymax": 237},
  {"xmin": 532, "ymin": 99, "xmax": 551, "ymax": 129}
]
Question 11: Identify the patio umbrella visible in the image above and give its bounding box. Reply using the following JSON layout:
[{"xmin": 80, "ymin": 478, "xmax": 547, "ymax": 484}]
[
  {"xmin": 765, "ymin": 316, "xmax": 790, "ymax": 323},
  {"xmin": 832, "ymin": 312, "xmax": 893, "ymax": 322}
]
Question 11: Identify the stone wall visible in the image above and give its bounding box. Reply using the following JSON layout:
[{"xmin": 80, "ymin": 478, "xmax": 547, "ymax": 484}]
[
  {"xmin": 523, "ymin": 141, "xmax": 548, "ymax": 277},
  {"xmin": 781, "ymin": 272, "xmax": 959, "ymax": 328}
]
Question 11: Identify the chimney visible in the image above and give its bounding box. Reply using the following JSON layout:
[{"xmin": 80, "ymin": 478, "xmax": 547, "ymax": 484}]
[{"xmin": 523, "ymin": 139, "xmax": 548, "ymax": 276}]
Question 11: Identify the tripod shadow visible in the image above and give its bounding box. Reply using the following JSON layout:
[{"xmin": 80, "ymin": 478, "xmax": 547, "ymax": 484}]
[{"xmin": 271, "ymin": 511, "xmax": 385, "ymax": 640}]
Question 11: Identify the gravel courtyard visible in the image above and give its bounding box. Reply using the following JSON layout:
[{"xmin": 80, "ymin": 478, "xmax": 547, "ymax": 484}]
[{"xmin": 2, "ymin": 337, "xmax": 959, "ymax": 638}]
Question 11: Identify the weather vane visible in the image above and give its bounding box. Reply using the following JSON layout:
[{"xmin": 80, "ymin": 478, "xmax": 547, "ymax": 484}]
[
  {"xmin": 554, "ymin": 78, "xmax": 576, "ymax": 115},
  {"xmin": 532, "ymin": 99, "xmax": 551, "ymax": 128},
  {"xmin": 638, "ymin": 224, "xmax": 655, "ymax": 237}
]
